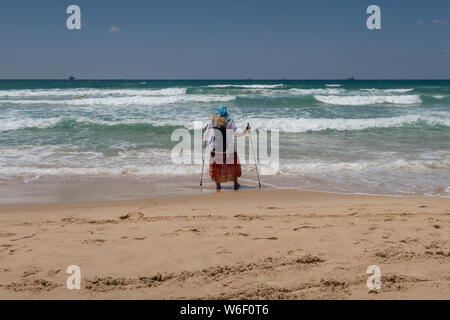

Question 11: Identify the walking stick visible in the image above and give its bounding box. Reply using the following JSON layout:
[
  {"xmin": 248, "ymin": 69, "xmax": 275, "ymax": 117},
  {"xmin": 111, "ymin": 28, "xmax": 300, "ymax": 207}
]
[
  {"xmin": 200, "ymin": 125, "xmax": 208, "ymax": 188},
  {"xmin": 200, "ymin": 140, "xmax": 206, "ymax": 188},
  {"xmin": 247, "ymin": 123, "xmax": 261, "ymax": 190}
]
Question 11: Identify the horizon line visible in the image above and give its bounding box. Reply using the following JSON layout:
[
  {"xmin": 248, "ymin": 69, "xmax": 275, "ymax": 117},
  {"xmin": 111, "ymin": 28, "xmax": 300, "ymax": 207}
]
[{"xmin": 1, "ymin": 78, "xmax": 450, "ymax": 81}]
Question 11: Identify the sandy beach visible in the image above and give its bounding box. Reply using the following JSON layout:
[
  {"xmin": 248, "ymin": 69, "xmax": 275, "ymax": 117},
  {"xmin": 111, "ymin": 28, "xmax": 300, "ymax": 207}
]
[{"xmin": 0, "ymin": 189, "xmax": 448, "ymax": 300}]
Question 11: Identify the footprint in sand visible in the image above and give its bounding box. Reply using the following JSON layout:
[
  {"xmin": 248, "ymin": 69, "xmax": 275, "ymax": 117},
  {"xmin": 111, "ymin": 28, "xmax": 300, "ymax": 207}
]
[
  {"xmin": 22, "ymin": 267, "xmax": 41, "ymax": 278},
  {"xmin": 428, "ymin": 218, "xmax": 441, "ymax": 229},
  {"xmin": 293, "ymin": 225, "xmax": 319, "ymax": 231},
  {"xmin": 10, "ymin": 233, "xmax": 36, "ymax": 242},
  {"xmin": 224, "ymin": 232, "xmax": 249, "ymax": 237},
  {"xmin": 47, "ymin": 269, "xmax": 61, "ymax": 276},
  {"xmin": 82, "ymin": 239, "xmax": 106, "ymax": 244},
  {"xmin": 215, "ymin": 248, "xmax": 232, "ymax": 254},
  {"xmin": 0, "ymin": 232, "xmax": 16, "ymax": 238},
  {"xmin": 119, "ymin": 211, "xmax": 144, "ymax": 221},
  {"xmin": 253, "ymin": 237, "xmax": 278, "ymax": 240}
]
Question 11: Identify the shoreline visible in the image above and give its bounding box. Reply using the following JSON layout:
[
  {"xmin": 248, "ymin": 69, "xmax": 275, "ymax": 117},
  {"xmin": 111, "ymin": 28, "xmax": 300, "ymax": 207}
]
[
  {"xmin": 1, "ymin": 187, "xmax": 449, "ymax": 211},
  {"xmin": 1, "ymin": 172, "xmax": 449, "ymax": 206},
  {"xmin": 0, "ymin": 189, "xmax": 449, "ymax": 299}
]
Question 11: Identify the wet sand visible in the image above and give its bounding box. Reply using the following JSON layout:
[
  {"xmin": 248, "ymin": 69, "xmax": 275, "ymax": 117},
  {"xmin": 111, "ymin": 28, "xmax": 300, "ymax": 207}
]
[{"xmin": 0, "ymin": 189, "xmax": 449, "ymax": 299}]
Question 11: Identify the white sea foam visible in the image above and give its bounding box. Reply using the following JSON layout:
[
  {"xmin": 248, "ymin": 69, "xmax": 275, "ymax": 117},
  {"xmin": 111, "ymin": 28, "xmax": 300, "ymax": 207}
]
[
  {"xmin": 0, "ymin": 146, "xmax": 199, "ymax": 178},
  {"xmin": 3, "ymin": 113, "xmax": 449, "ymax": 133},
  {"xmin": 0, "ymin": 145, "xmax": 201, "ymax": 179},
  {"xmin": 1, "ymin": 147, "xmax": 449, "ymax": 182},
  {"xmin": 314, "ymin": 94, "xmax": 422, "ymax": 105},
  {"xmin": 281, "ymin": 159, "xmax": 450, "ymax": 174},
  {"xmin": 0, "ymin": 165, "xmax": 200, "ymax": 179},
  {"xmin": 65, "ymin": 94, "xmax": 236, "ymax": 106},
  {"xmin": 288, "ymin": 88, "xmax": 344, "ymax": 95},
  {"xmin": 0, "ymin": 117, "xmax": 64, "ymax": 132},
  {"xmin": 360, "ymin": 88, "xmax": 414, "ymax": 93},
  {"xmin": 0, "ymin": 94, "xmax": 235, "ymax": 106},
  {"xmin": 243, "ymin": 115, "xmax": 450, "ymax": 133},
  {"xmin": 207, "ymin": 84, "xmax": 283, "ymax": 89},
  {"xmin": 325, "ymin": 84, "xmax": 341, "ymax": 87},
  {"xmin": 0, "ymin": 116, "xmax": 188, "ymax": 132},
  {"xmin": 0, "ymin": 162, "xmax": 277, "ymax": 180},
  {"xmin": 0, "ymin": 88, "xmax": 187, "ymax": 98}
]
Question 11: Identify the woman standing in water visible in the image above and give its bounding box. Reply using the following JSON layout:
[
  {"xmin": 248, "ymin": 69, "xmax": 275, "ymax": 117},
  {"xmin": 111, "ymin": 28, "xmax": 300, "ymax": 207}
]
[{"xmin": 204, "ymin": 106, "xmax": 249, "ymax": 190}]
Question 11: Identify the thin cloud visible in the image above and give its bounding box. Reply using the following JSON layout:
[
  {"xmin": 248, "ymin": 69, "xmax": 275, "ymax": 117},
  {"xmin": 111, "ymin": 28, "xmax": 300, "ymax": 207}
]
[
  {"xmin": 418, "ymin": 20, "xmax": 424, "ymax": 25},
  {"xmin": 433, "ymin": 19, "xmax": 445, "ymax": 24},
  {"xmin": 443, "ymin": 49, "xmax": 450, "ymax": 55},
  {"xmin": 108, "ymin": 26, "xmax": 121, "ymax": 33}
]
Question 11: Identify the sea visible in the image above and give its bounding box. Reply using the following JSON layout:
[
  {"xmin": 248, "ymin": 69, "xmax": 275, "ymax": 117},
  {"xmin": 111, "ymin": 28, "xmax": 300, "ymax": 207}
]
[{"xmin": 0, "ymin": 80, "xmax": 449, "ymax": 204}]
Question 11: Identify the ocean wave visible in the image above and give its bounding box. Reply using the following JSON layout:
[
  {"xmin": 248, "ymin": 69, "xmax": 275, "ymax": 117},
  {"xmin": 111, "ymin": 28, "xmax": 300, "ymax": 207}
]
[
  {"xmin": 0, "ymin": 162, "xmax": 280, "ymax": 180},
  {"xmin": 65, "ymin": 94, "xmax": 235, "ymax": 106},
  {"xmin": 0, "ymin": 94, "xmax": 235, "ymax": 106},
  {"xmin": 325, "ymin": 84, "xmax": 341, "ymax": 87},
  {"xmin": 314, "ymin": 94, "xmax": 422, "ymax": 105},
  {"xmin": 0, "ymin": 88, "xmax": 188, "ymax": 98},
  {"xmin": 360, "ymin": 88, "xmax": 414, "ymax": 93},
  {"xmin": 0, "ymin": 117, "xmax": 187, "ymax": 132},
  {"xmin": 0, "ymin": 165, "xmax": 203, "ymax": 179},
  {"xmin": 282, "ymin": 159, "xmax": 450, "ymax": 173},
  {"xmin": 3, "ymin": 114, "xmax": 450, "ymax": 133},
  {"xmin": 1, "ymin": 154, "xmax": 449, "ymax": 183},
  {"xmin": 0, "ymin": 117, "xmax": 64, "ymax": 132},
  {"xmin": 244, "ymin": 115, "xmax": 450, "ymax": 133},
  {"xmin": 0, "ymin": 146, "xmax": 203, "ymax": 178},
  {"xmin": 207, "ymin": 84, "xmax": 283, "ymax": 89},
  {"xmin": 288, "ymin": 88, "xmax": 344, "ymax": 95}
]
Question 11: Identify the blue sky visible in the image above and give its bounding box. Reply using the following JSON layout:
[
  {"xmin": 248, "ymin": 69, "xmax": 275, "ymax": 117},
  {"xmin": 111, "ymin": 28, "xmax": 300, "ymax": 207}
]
[{"xmin": 0, "ymin": 0, "xmax": 449, "ymax": 79}]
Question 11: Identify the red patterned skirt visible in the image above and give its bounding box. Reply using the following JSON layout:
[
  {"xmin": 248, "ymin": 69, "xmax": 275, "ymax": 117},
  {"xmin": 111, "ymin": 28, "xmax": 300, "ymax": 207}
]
[{"xmin": 209, "ymin": 151, "xmax": 242, "ymax": 183}]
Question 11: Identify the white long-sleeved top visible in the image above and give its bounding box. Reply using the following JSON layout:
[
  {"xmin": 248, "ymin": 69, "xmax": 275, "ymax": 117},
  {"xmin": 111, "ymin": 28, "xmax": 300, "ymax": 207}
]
[{"xmin": 203, "ymin": 119, "xmax": 246, "ymax": 155}]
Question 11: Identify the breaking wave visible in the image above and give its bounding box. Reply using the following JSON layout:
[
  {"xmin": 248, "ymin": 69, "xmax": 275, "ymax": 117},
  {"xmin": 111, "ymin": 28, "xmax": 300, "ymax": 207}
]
[
  {"xmin": 207, "ymin": 84, "xmax": 283, "ymax": 89},
  {"xmin": 360, "ymin": 88, "xmax": 414, "ymax": 93},
  {"xmin": 3, "ymin": 115, "xmax": 449, "ymax": 133},
  {"xmin": 289, "ymin": 88, "xmax": 344, "ymax": 95},
  {"xmin": 0, "ymin": 94, "xmax": 235, "ymax": 106},
  {"xmin": 314, "ymin": 94, "xmax": 422, "ymax": 105},
  {"xmin": 0, "ymin": 88, "xmax": 187, "ymax": 98},
  {"xmin": 246, "ymin": 115, "xmax": 450, "ymax": 133}
]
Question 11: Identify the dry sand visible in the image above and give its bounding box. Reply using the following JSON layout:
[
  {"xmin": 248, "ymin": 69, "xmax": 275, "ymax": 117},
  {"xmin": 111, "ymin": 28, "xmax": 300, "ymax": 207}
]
[{"xmin": 0, "ymin": 189, "xmax": 448, "ymax": 299}]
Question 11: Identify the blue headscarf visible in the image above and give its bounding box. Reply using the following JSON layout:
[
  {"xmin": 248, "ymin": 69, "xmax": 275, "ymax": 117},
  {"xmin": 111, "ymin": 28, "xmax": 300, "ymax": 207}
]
[{"xmin": 216, "ymin": 106, "xmax": 230, "ymax": 121}]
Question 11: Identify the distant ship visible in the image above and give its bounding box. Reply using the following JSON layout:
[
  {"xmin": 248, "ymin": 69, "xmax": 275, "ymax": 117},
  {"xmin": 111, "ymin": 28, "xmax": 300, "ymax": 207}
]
[
  {"xmin": 68, "ymin": 75, "xmax": 75, "ymax": 81},
  {"xmin": 346, "ymin": 76, "xmax": 355, "ymax": 80}
]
